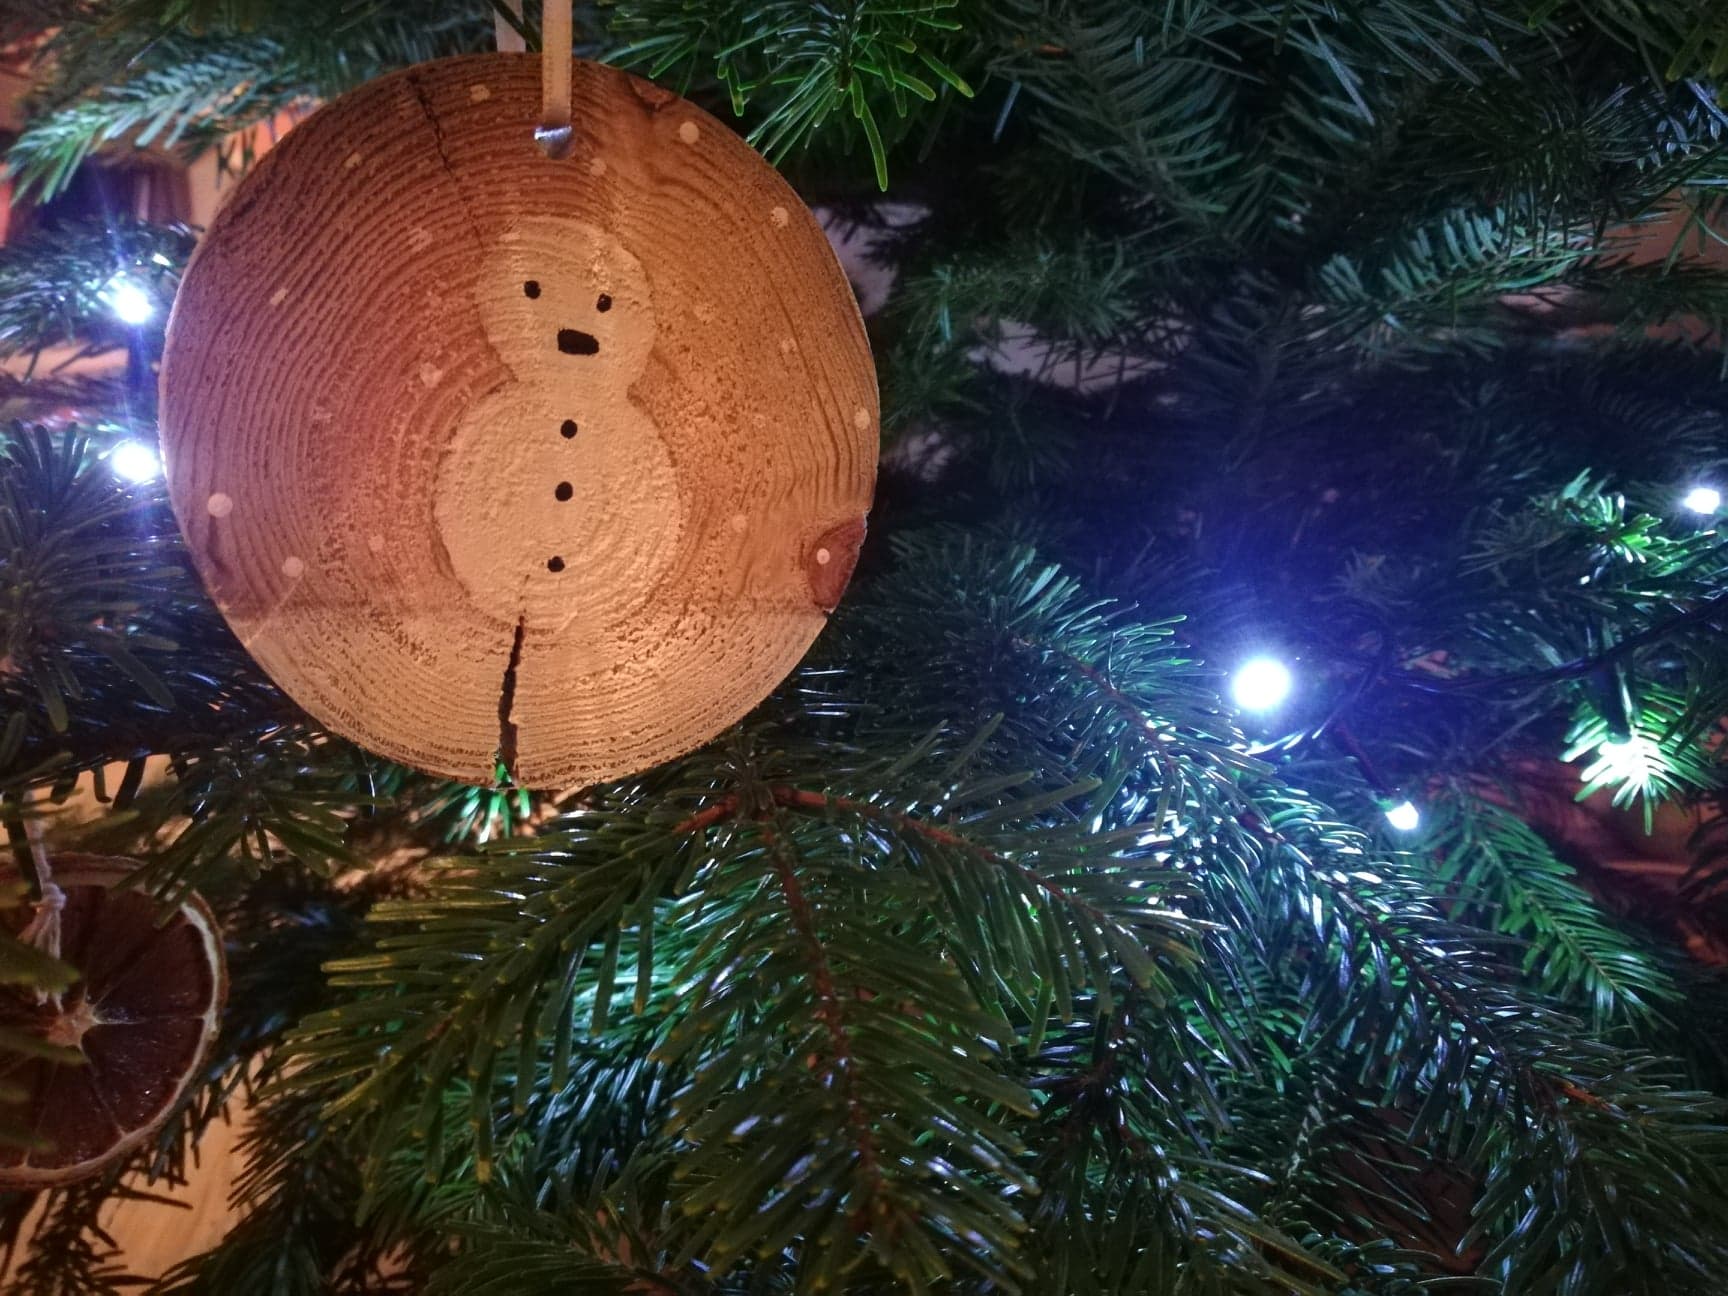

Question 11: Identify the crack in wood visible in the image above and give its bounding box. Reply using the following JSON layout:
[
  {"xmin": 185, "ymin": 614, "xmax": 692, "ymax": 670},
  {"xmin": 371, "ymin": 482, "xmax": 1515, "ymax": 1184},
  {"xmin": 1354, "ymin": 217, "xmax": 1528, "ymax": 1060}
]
[
  {"xmin": 404, "ymin": 71, "xmax": 489, "ymax": 256},
  {"xmin": 496, "ymin": 615, "xmax": 526, "ymax": 782}
]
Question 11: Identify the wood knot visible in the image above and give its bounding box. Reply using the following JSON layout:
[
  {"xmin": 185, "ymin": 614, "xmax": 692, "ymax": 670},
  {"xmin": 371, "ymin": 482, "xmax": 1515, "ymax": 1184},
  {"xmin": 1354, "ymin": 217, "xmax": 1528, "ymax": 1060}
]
[{"xmin": 805, "ymin": 517, "xmax": 866, "ymax": 612}]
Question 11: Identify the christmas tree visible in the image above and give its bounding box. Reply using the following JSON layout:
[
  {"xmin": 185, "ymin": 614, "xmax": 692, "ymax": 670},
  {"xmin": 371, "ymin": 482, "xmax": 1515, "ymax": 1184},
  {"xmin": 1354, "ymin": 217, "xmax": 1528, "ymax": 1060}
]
[{"xmin": 3, "ymin": 1, "xmax": 1728, "ymax": 1291}]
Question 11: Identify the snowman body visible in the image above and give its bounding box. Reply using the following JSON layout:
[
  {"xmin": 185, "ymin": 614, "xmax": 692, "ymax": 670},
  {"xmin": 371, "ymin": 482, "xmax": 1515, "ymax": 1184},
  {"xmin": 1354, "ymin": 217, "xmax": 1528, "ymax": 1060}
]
[{"xmin": 435, "ymin": 219, "xmax": 684, "ymax": 647}]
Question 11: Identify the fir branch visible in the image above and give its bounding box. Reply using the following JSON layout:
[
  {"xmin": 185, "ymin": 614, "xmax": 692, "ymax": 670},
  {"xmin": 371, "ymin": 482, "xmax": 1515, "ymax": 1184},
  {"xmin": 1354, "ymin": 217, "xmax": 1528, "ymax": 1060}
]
[
  {"xmin": 1432, "ymin": 795, "xmax": 1680, "ymax": 1028},
  {"xmin": 0, "ymin": 429, "xmax": 188, "ymax": 745},
  {"xmin": 0, "ymin": 220, "xmax": 191, "ymax": 369},
  {"xmin": 607, "ymin": 0, "xmax": 976, "ymax": 189},
  {"xmin": 5, "ymin": 36, "xmax": 306, "ymax": 202},
  {"xmin": 2, "ymin": 1178, "xmax": 143, "ymax": 1295},
  {"xmin": 6, "ymin": 3, "xmax": 489, "ymax": 202}
]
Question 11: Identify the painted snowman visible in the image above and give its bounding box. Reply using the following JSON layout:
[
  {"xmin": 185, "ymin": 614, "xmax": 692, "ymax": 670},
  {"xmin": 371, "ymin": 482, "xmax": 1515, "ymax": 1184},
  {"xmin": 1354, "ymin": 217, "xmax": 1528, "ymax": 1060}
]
[{"xmin": 433, "ymin": 217, "xmax": 685, "ymax": 646}]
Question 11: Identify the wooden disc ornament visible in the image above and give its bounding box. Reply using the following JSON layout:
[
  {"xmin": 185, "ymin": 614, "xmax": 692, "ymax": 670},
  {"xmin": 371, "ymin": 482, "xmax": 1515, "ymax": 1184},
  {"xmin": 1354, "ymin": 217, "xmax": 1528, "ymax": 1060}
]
[
  {"xmin": 160, "ymin": 54, "xmax": 877, "ymax": 788},
  {"xmin": 0, "ymin": 856, "xmax": 225, "ymax": 1187}
]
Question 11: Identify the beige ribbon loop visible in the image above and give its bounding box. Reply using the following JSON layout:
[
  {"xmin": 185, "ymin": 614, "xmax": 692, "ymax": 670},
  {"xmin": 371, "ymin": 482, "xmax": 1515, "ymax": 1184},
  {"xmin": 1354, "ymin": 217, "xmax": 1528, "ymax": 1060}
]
[{"xmin": 536, "ymin": 0, "xmax": 575, "ymax": 158}]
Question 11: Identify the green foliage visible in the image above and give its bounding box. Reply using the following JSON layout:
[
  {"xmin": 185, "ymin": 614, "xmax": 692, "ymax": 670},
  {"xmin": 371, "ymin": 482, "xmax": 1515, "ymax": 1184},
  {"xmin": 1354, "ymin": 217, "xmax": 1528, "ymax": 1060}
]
[
  {"xmin": 1313, "ymin": 206, "xmax": 1591, "ymax": 344},
  {"xmin": 1562, "ymin": 687, "xmax": 1720, "ymax": 827},
  {"xmin": 4, "ymin": 2, "xmax": 489, "ymax": 201},
  {"xmin": 1558, "ymin": 0, "xmax": 1728, "ymax": 80},
  {"xmin": 1, "ymin": 1178, "xmax": 143, "ymax": 1293},
  {"xmin": 233, "ymin": 538, "xmax": 1727, "ymax": 1292},
  {"xmin": 0, "ymin": 429, "xmax": 183, "ymax": 740},
  {"xmin": 0, "ymin": 219, "xmax": 191, "ymax": 369},
  {"xmin": 609, "ymin": 0, "xmax": 975, "ymax": 189},
  {"xmin": 5, "ymin": 38, "xmax": 304, "ymax": 202},
  {"xmin": 1430, "ymin": 796, "xmax": 1679, "ymax": 1027},
  {"xmin": 1471, "ymin": 1060, "xmax": 1728, "ymax": 1295}
]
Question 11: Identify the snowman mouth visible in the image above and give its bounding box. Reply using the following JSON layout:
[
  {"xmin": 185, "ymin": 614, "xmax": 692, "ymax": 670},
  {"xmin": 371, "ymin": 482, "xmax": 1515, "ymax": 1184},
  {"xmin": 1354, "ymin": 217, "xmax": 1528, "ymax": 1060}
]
[{"xmin": 557, "ymin": 328, "xmax": 599, "ymax": 355}]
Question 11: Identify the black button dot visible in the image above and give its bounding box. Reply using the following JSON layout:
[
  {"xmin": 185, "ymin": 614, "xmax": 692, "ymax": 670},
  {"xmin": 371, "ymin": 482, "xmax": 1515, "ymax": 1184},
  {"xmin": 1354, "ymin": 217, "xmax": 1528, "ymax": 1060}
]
[
  {"xmin": 524, "ymin": 280, "xmax": 541, "ymax": 298},
  {"xmin": 596, "ymin": 293, "xmax": 613, "ymax": 312},
  {"xmin": 547, "ymin": 556, "xmax": 565, "ymax": 573},
  {"xmin": 555, "ymin": 481, "xmax": 573, "ymax": 501},
  {"xmin": 560, "ymin": 419, "xmax": 578, "ymax": 438}
]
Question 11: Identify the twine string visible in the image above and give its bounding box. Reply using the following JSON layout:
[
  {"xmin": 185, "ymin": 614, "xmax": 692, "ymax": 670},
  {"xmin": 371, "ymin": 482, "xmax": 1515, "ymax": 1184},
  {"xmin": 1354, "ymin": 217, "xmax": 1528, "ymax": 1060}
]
[
  {"xmin": 17, "ymin": 821, "xmax": 63, "ymax": 1006},
  {"xmin": 19, "ymin": 882, "xmax": 64, "ymax": 962}
]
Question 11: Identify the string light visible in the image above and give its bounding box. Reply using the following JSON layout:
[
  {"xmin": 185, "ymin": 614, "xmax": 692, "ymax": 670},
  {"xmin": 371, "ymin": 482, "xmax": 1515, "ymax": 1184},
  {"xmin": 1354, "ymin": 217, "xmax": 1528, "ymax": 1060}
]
[
  {"xmin": 1230, "ymin": 657, "xmax": 1293, "ymax": 712},
  {"xmin": 1383, "ymin": 799, "xmax": 1421, "ymax": 832},
  {"xmin": 1592, "ymin": 734, "xmax": 1658, "ymax": 782},
  {"xmin": 104, "ymin": 276, "xmax": 154, "ymax": 326},
  {"xmin": 1682, "ymin": 485, "xmax": 1721, "ymax": 515},
  {"xmin": 108, "ymin": 440, "xmax": 161, "ymax": 483}
]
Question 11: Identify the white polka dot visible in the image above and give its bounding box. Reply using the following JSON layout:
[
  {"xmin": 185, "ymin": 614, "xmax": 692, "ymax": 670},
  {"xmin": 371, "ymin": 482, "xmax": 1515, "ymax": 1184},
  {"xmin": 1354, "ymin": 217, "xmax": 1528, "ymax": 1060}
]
[
  {"xmin": 206, "ymin": 492, "xmax": 233, "ymax": 518},
  {"xmin": 770, "ymin": 206, "xmax": 789, "ymax": 228},
  {"xmin": 853, "ymin": 407, "xmax": 870, "ymax": 430},
  {"xmin": 269, "ymin": 287, "xmax": 289, "ymax": 307},
  {"xmin": 419, "ymin": 363, "xmax": 443, "ymax": 388},
  {"xmin": 815, "ymin": 548, "xmax": 832, "ymax": 566},
  {"xmin": 368, "ymin": 533, "xmax": 386, "ymax": 553},
  {"xmin": 344, "ymin": 151, "xmax": 363, "ymax": 169},
  {"xmin": 678, "ymin": 121, "xmax": 700, "ymax": 144},
  {"xmin": 469, "ymin": 84, "xmax": 491, "ymax": 102},
  {"xmin": 281, "ymin": 556, "xmax": 305, "ymax": 579},
  {"xmin": 588, "ymin": 157, "xmax": 607, "ymax": 177},
  {"xmin": 729, "ymin": 512, "xmax": 748, "ymax": 533}
]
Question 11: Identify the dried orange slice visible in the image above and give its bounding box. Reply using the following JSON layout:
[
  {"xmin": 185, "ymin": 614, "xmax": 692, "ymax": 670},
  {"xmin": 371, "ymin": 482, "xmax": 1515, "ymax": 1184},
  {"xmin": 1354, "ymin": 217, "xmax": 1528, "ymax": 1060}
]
[{"xmin": 0, "ymin": 855, "xmax": 224, "ymax": 1186}]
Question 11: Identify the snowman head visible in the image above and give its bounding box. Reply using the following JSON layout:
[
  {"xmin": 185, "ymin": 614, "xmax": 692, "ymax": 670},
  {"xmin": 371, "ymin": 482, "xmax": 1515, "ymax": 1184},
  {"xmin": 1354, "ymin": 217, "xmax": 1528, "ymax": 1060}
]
[{"xmin": 478, "ymin": 217, "xmax": 655, "ymax": 384}]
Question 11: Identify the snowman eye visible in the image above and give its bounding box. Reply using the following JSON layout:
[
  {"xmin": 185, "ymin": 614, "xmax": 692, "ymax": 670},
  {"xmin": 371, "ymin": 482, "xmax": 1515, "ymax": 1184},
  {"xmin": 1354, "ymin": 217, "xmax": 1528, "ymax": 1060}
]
[
  {"xmin": 524, "ymin": 280, "xmax": 541, "ymax": 299},
  {"xmin": 596, "ymin": 293, "xmax": 613, "ymax": 312}
]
